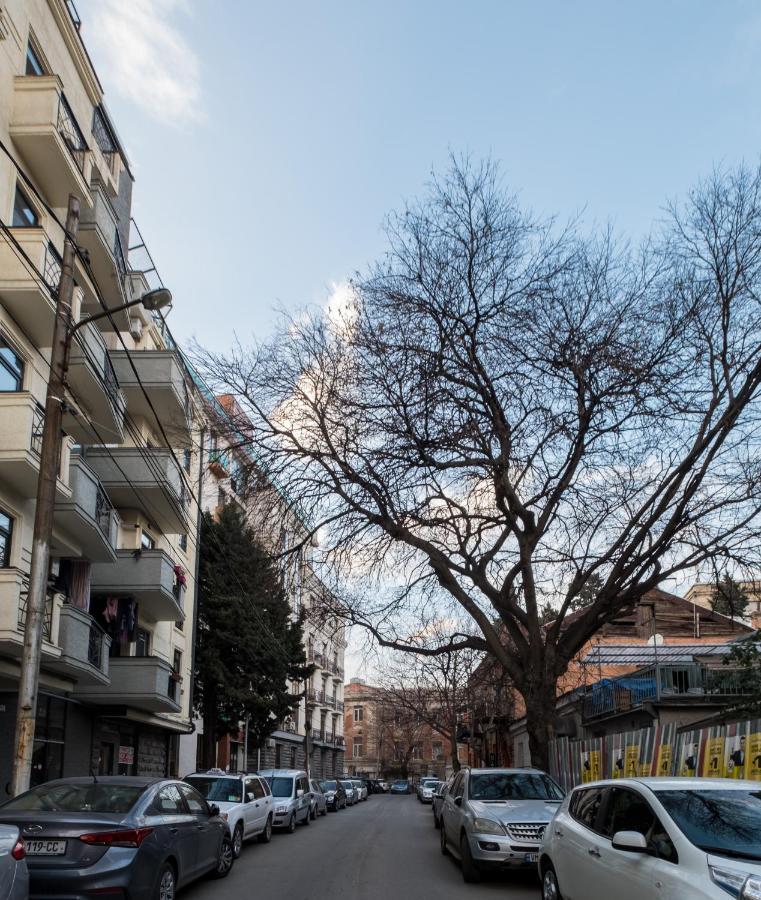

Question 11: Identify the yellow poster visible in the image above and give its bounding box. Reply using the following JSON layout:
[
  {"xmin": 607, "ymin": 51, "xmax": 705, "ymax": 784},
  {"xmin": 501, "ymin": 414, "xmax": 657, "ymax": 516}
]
[
  {"xmin": 639, "ymin": 762, "xmax": 653, "ymax": 777},
  {"xmin": 727, "ymin": 735, "xmax": 747, "ymax": 779},
  {"xmin": 588, "ymin": 750, "xmax": 601, "ymax": 782},
  {"xmin": 747, "ymin": 734, "xmax": 761, "ymax": 781},
  {"xmin": 656, "ymin": 744, "xmax": 672, "ymax": 777},
  {"xmin": 703, "ymin": 737, "xmax": 725, "ymax": 778},
  {"xmin": 625, "ymin": 745, "xmax": 641, "ymax": 777}
]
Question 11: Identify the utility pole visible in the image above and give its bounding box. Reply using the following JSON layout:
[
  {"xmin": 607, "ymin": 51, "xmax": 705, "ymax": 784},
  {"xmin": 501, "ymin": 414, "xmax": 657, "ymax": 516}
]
[{"xmin": 11, "ymin": 195, "xmax": 80, "ymax": 796}]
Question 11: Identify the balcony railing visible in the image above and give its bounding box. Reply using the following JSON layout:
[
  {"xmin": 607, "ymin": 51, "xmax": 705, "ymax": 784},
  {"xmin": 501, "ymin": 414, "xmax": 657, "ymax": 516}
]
[
  {"xmin": 65, "ymin": 0, "xmax": 82, "ymax": 30},
  {"xmin": 57, "ymin": 93, "xmax": 87, "ymax": 174},
  {"xmin": 43, "ymin": 242, "xmax": 62, "ymax": 290},
  {"xmin": 280, "ymin": 720, "xmax": 298, "ymax": 734},
  {"xmin": 582, "ymin": 665, "xmax": 753, "ymax": 720},
  {"xmin": 87, "ymin": 620, "xmax": 104, "ymax": 668},
  {"xmin": 17, "ymin": 581, "xmax": 53, "ymax": 642}
]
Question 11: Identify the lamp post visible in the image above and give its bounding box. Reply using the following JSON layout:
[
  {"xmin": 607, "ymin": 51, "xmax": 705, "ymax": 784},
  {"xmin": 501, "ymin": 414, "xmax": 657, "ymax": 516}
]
[{"xmin": 10, "ymin": 194, "xmax": 172, "ymax": 795}]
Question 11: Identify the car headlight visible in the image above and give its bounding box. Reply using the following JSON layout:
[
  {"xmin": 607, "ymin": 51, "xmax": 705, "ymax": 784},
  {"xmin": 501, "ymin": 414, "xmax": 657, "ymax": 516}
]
[
  {"xmin": 275, "ymin": 805, "xmax": 287, "ymax": 814},
  {"xmin": 471, "ymin": 817, "xmax": 506, "ymax": 836},
  {"xmin": 710, "ymin": 866, "xmax": 761, "ymax": 899}
]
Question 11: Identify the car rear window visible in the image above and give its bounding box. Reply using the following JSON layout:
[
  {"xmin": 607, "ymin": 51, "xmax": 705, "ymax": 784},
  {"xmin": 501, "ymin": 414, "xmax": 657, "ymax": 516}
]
[
  {"xmin": 1, "ymin": 782, "xmax": 146, "ymax": 813},
  {"xmin": 185, "ymin": 777, "xmax": 242, "ymax": 803}
]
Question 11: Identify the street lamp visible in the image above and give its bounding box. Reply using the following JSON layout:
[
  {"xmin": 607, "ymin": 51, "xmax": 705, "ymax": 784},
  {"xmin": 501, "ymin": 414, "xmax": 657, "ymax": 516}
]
[{"xmin": 10, "ymin": 192, "xmax": 174, "ymax": 795}]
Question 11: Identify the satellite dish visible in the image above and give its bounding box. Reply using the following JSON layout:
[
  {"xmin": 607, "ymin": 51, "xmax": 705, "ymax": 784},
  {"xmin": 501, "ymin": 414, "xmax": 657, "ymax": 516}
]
[{"xmin": 647, "ymin": 633, "xmax": 664, "ymax": 646}]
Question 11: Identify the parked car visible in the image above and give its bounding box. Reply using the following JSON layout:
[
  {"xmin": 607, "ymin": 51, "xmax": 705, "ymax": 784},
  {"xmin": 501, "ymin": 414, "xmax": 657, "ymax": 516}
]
[
  {"xmin": 352, "ymin": 779, "xmax": 368, "ymax": 802},
  {"xmin": 340, "ymin": 779, "xmax": 358, "ymax": 805},
  {"xmin": 184, "ymin": 769, "xmax": 273, "ymax": 857},
  {"xmin": 257, "ymin": 770, "xmax": 311, "ymax": 832},
  {"xmin": 377, "ymin": 780, "xmax": 389, "ymax": 793},
  {"xmin": 319, "ymin": 779, "xmax": 347, "ymax": 811},
  {"xmin": 440, "ymin": 767, "xmax": 564, "ymax": 883},
  {"xmin": 418, "ymin": 779, "xmax": 442, "ymax": 803},
  {"xmin": 432, "ymin": 780, "xmax": 451, "ymax": 828},
  {"xmin": 0, "ymin": 823, "xmax": 28, "ymax": 900},
  {"xmin": 0, "ymin": 776, "xmax": 233, "ymax": 898},
  {"xmin": 309, "ymin": 780, "xmax": 328, "ymax": 819},
  {"xmin": 539, "ymin": 777, "xmax": 761, "ymax": 900},
  {"xmin": 362, "ymin": 778, "xmax": 377, "ymax": 796},
  {"xmin": 390, "ymin": 780, "xmax": 411, "ymax": 794}
]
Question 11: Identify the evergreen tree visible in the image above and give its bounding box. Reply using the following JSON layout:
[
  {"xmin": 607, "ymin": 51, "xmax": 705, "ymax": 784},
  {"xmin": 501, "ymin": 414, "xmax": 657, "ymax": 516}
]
[
  {"xmin": 194, "ymin": 504, "xmax": 311, "ymax": 766},
  {"xmin": 711, "ymin": 575, "xmax": 749, "ymax": 619}
]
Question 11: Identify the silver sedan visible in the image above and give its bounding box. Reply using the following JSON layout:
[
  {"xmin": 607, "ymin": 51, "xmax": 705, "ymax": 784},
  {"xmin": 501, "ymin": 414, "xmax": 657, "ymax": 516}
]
[{"xmin": 309, "ymin": 780, "xmax": 328, "ymax": 819}]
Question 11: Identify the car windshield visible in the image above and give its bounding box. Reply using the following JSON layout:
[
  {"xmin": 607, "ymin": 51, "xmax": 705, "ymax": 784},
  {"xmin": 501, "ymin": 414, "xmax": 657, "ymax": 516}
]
[
  {"xmin": 468, "ymin": 773, "xmax": 564, "ymax": 802},
  {"xmin": 320, "ymin": 781, "xmax": 337, "ymax": 791},
  {"xmin": 185, "ymin": 777, "xmax": 242, "ymax": 803},
  {"xmin": 341, "ymin": 781, "xmax": 354, "ymax": 790},
  {"xmin": 655, "ymin": 789, "xmax": 761, "ymax": 860},
  {"xmin": 425, "ymin": 783, "xmax": 441, "ymax": 791},
  {"xmin": 262, "ymin": 777, "xmax": 294, "ymax": 798},
  {"xmin": 1, "ymin": 782, "xmax": 145, "ymax": 813}
]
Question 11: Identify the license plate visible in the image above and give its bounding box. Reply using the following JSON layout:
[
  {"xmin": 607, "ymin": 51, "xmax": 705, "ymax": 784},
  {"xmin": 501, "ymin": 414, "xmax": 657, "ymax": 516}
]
[
  {"xmin": 524, "ymin": 853, "xmax": 538, "ymax": 864},
  {"xmin": 26, "ymin": 839, "xmax": 67, "ymax": 856}
]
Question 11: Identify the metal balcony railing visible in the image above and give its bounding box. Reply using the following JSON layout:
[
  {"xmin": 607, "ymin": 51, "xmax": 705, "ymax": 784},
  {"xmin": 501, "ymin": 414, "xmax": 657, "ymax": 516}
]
[
  {"xmin": 30, "ymin": 405, "xmax": 44, "ymax": 456},
  {"xmin": 92, "ymin": 106, "xmax": 119, "ymax": 174},
  {"xmin": 94, "ymin": 484, "xmax": 113, "ymax": 538},
  {"xmin": 44, "ymin": 242, "xmax": 62, "ymax": 289},
  {"xmin": 65, "ymin": 0, "xmax": 82, "ymax": 30},
  {"xmin": 87, "ymin": 620, "xmax": 105, "ymax": 668},
  {"xmin": 17, "ymin": 580, "xmax": 53, "ymax": 642},
  {"xmin": 57, "ymin": 93, "xmax": 87, "ymax": 173}
]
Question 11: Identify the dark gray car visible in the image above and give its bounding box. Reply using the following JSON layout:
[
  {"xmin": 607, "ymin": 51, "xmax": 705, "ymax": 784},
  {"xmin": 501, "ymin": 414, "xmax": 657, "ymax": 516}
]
[
  {"xmin": 0, "ymin": 776, "xmax": 234, "ymax": 899},
  {"xmin": 0, "ymin": 823, "xmax": 28, "ymax": 900}
]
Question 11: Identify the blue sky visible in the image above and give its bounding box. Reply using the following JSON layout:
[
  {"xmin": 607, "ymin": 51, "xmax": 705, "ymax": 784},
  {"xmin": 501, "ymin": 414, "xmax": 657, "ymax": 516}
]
[{"xmin": 77, "ymin": 0, "xmax": 761, "ymax": 352}]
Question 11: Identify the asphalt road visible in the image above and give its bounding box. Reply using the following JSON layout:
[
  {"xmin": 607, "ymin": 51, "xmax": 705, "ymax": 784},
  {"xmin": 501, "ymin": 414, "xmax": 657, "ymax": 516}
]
[{"xmin": 185, "ymin": 794, "xmax": 541, "ymax": 900}]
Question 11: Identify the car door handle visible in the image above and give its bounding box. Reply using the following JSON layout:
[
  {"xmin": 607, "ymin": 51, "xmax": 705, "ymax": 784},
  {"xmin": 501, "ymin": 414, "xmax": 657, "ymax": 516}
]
[
  {"xmin": 169, "ymin": 827, "xmax": 178, "ymax": 834},
  {"xmin": 554, "ymin": 829, "xmax": 564, "ymax": 837},
  {"xmin": 588, "ymin": 847, "xmax": 601, "ymax": 858},
  {"xmin": 197, "ymin": 825, "xmax": 207, "ymax": 831}
]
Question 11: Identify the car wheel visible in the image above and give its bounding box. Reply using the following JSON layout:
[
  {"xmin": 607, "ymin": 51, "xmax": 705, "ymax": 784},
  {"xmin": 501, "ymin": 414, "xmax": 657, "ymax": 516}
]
[
  {"xmin": 310, "ymin": 805, "xmax": 316, "ymax": 821},
  {"xmin": 303, "ymin": 808, "xmax": 311, "ymax": 826},
  {"xmin": 211, "ymin": 835, "xmax": 234, "ymax": 879},
  {"xmin": 258, "ymin": 815, "xmax": 273, "ymax": 844},
  {"xmin": 460, "ymin": 833, "xmax": 482, "ymax": 884},
  {"xmin": 433, "ymin": 811, "xmax": 440, "ymax": 829},
  {"xmin": 287, "ymin": 812, "xmax": 296, "ymax": 834},
  {"xmin": 154, "ymin": 862, "xmax": 176, "ymax": 900},
  {"xmin": 232, "ymin": 823, "xmax": 244, "ymax": 858},
  {"xmin": 321, "ymin": 806, "xmax": 328, "ymax": 816},
  {"xmin": 440, "ymin": 823, "xmax": 449, "ymax": 856},
  {"xmin": 542, "ymin": 863, "xmax": 563, "ymax": 900}
]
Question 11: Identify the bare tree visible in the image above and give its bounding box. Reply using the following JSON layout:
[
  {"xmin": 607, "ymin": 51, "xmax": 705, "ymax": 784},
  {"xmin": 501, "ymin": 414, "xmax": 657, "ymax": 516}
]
[
  {"xmin": 376, "ymin": 622, "xmax": 484, "ymax": 772},
  {"xmin": 195, "ymin": 159, "xmax": 761, "ymax": 769}
]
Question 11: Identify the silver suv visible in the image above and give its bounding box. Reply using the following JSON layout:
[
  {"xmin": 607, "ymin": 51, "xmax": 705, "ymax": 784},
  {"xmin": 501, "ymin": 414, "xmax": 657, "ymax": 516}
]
[
  {"xmin": 440, "ymin": 767, "xmax": 564, "ymax": 883},
  {"xmin": 257, "ymin": 769, "xmax": 311, "ymax": 832}
]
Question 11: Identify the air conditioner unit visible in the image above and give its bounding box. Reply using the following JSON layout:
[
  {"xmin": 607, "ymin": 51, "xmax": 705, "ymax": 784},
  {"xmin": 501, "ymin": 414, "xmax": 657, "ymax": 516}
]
[
  {"xmin": 128, "ymin": 317, "xmax": 143, "ymax": 341},
  {"xmin": 265, "ymin": 738, "xmax": 275, "ymax": 750}
]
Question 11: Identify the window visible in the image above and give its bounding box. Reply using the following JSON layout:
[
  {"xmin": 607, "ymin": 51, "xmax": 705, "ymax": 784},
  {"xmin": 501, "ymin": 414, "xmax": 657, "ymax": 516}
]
[
  {"xmin": 140, "ymin": 530, "xmax": 155, "ymax": 550},
  {"xmin": 353, "ymin": 741, "xmax": 363, "ymax": 759},
  {"xmin": 182, "ymin": 449, "xmax": 191, "ymax": 472},
  {"xmin": 353, "ymin": 706, "xmax": 363, "ymax": 723},
  {"xmin": 11, "ymin": 185, "xmax": 39, "ymax": 228},
  {"xmin": 154, "ymin": 784, "xmax": 185, "ymax": 815},
  {"xmin": 0, "ymin": 340, "xmax": 25, "ymax": 393},
  {"xmin": 571, "ymin": 787, "xmax": 607, "ymax": 832},
  {"xmin": 432, "ymin": 741, "xmax": 443, "ymax": 760},
  {"xmin": 290, "ymin": 747, "xmax": 296, "ymax": 768},
  {"xmin": 179, "ymin": 533, "xmax": 188, "ymax": 552},
  {"xmin": 248, "ymin": 778, "xmax": 264, "ymax": 801},
  {"xmin": 451, "ymin": 773, "xmax": 464, "ymax": 799},
  {"xmin": 601, "ymin": 788, "xmax": 678, "ymax": 863},
  {"xmin": 25, "ymin": 40, "xmax": 45, "ymax": 76},
  {"xmin": 0, "ymin": 509, "xmax": 13, "ymax": 567},
  {"xmin": 135, "ymin": 628, "xmax": 150, "ymax": 657},
  {"xmin": 178, "ymin": 783, "xmax": 207, "ymax": 815}
]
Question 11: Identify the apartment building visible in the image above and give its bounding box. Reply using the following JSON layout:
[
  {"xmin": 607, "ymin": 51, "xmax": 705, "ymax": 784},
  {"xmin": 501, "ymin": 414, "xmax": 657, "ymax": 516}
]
[
  {"xmin": 344, "ymin": 678, "xmax": 467, "ymax": 780},
  {"xmin": 177, "ymin": 392, "xmax": 347, "ymax": 779},
  {"xmin": 0, "ymin": 0, "xmax": 200, "ymax": 784}
]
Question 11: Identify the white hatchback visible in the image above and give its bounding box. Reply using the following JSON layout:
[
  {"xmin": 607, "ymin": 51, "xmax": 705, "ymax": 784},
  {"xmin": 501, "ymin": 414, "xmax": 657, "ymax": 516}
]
[
  {"xmin": 185, "ymin": 770, "xmax": 274, "ymax": 858},
  {"xmin": 539, "ymin": 777, "xmax": 761, "ymax": 900}
]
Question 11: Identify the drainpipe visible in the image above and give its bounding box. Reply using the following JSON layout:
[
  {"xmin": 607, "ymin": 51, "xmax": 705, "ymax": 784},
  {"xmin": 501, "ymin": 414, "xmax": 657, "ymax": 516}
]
[{"xmin": 186, "ymin": 425, "xmax": 206, "ymax": 765}]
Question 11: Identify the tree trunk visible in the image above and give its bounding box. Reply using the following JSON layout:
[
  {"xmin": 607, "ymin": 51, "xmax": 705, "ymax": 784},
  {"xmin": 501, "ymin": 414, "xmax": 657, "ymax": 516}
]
[
  {"xmin": 202, "ymin": 693, "xmax": 218, "ymax": 770},
  {"xmin": 450, "ymin": 732, "xmax": 461, "ymax": 773},
  {"xmin": 522, "ymin": 677, "xmax": 558, "ymax": 774}
]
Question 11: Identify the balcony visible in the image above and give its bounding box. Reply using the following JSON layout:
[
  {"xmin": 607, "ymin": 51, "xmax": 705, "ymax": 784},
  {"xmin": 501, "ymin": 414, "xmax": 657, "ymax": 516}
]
[
  {"xmin": 0, "ymin": 394, "xmax": 70, "ymax": 499},
  {"xmin": 0, "ymin": 569, "xmax": 61, "ymax": 661},
  {"xmin": 0, "ymin": 229, "xmax": 85, "ymax": 346},
  {"xmin": 90, "ymin": 549, "xmax": 184, "ymax": 623},
  {"xmin": 47, "ymin": 605, "xmax": 110, "ymax": 685},
  {"xmin": 90, "ymin": 106, "xmax": 122, "ymax": 197},
  {"xmin": 77, "ymin": 181, "xmax": 130, "ymax": 328},
  {"xmin": 53, "ymin": 456, "xmax": 119, "ymax": 562},
  {"xmin": 80, "ymin": 446, "xmax": 187, "ymax": 533},
  {"xmin": 582, "ymin": 665, "xmax": 752, "ymax": 721},
  {"xmin": 9, "ymin": 76, "xmax": 92, "ymax": 209},
  {"xmin": 65, "ymin": 322, "xmax": 126, "ymax": 443},
  {"xmin": 109, "ymin": 350, "xmax": 192, "ymax": 446},
  {"xmin": 75, "ymin": 655, "xmax": 181, "ymax": 713}
]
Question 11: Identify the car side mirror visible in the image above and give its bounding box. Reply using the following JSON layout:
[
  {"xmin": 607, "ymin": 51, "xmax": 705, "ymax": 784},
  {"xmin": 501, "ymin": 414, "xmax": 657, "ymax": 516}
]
[
  {"xmin": 296, "ymin": 789, "xmax": 304, "ymax": 798},
  {"xmin": 208, "ymin": 803, "xmax": 220, "ymax": 817},
  {"xmin": 246, "ymin": 793, "xmax": 255, "ymax": 803},
  {"xmin": 454, "ymin": 796, "xmax": 463, "ymax": 807},
  {"xmin": 612, "ymin": 831, "xmax": 649, "ymax": 853}
]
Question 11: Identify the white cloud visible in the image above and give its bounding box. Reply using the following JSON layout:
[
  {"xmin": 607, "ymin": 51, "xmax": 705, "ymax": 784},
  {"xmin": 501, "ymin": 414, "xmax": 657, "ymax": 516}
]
[{"xmin": 82, "ymin": 0, "xmax": 203, "ymax": 128}]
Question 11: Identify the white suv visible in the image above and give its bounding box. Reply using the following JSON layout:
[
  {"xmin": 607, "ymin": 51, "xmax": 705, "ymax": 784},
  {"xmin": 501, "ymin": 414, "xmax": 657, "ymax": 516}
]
[
  {"xmin": 185, "ymin": 769, "xmax": 273, "ymax": 858},
  {"xmin": 539, "ymin": 777, "xmax": 761, "ymax": 900}
]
